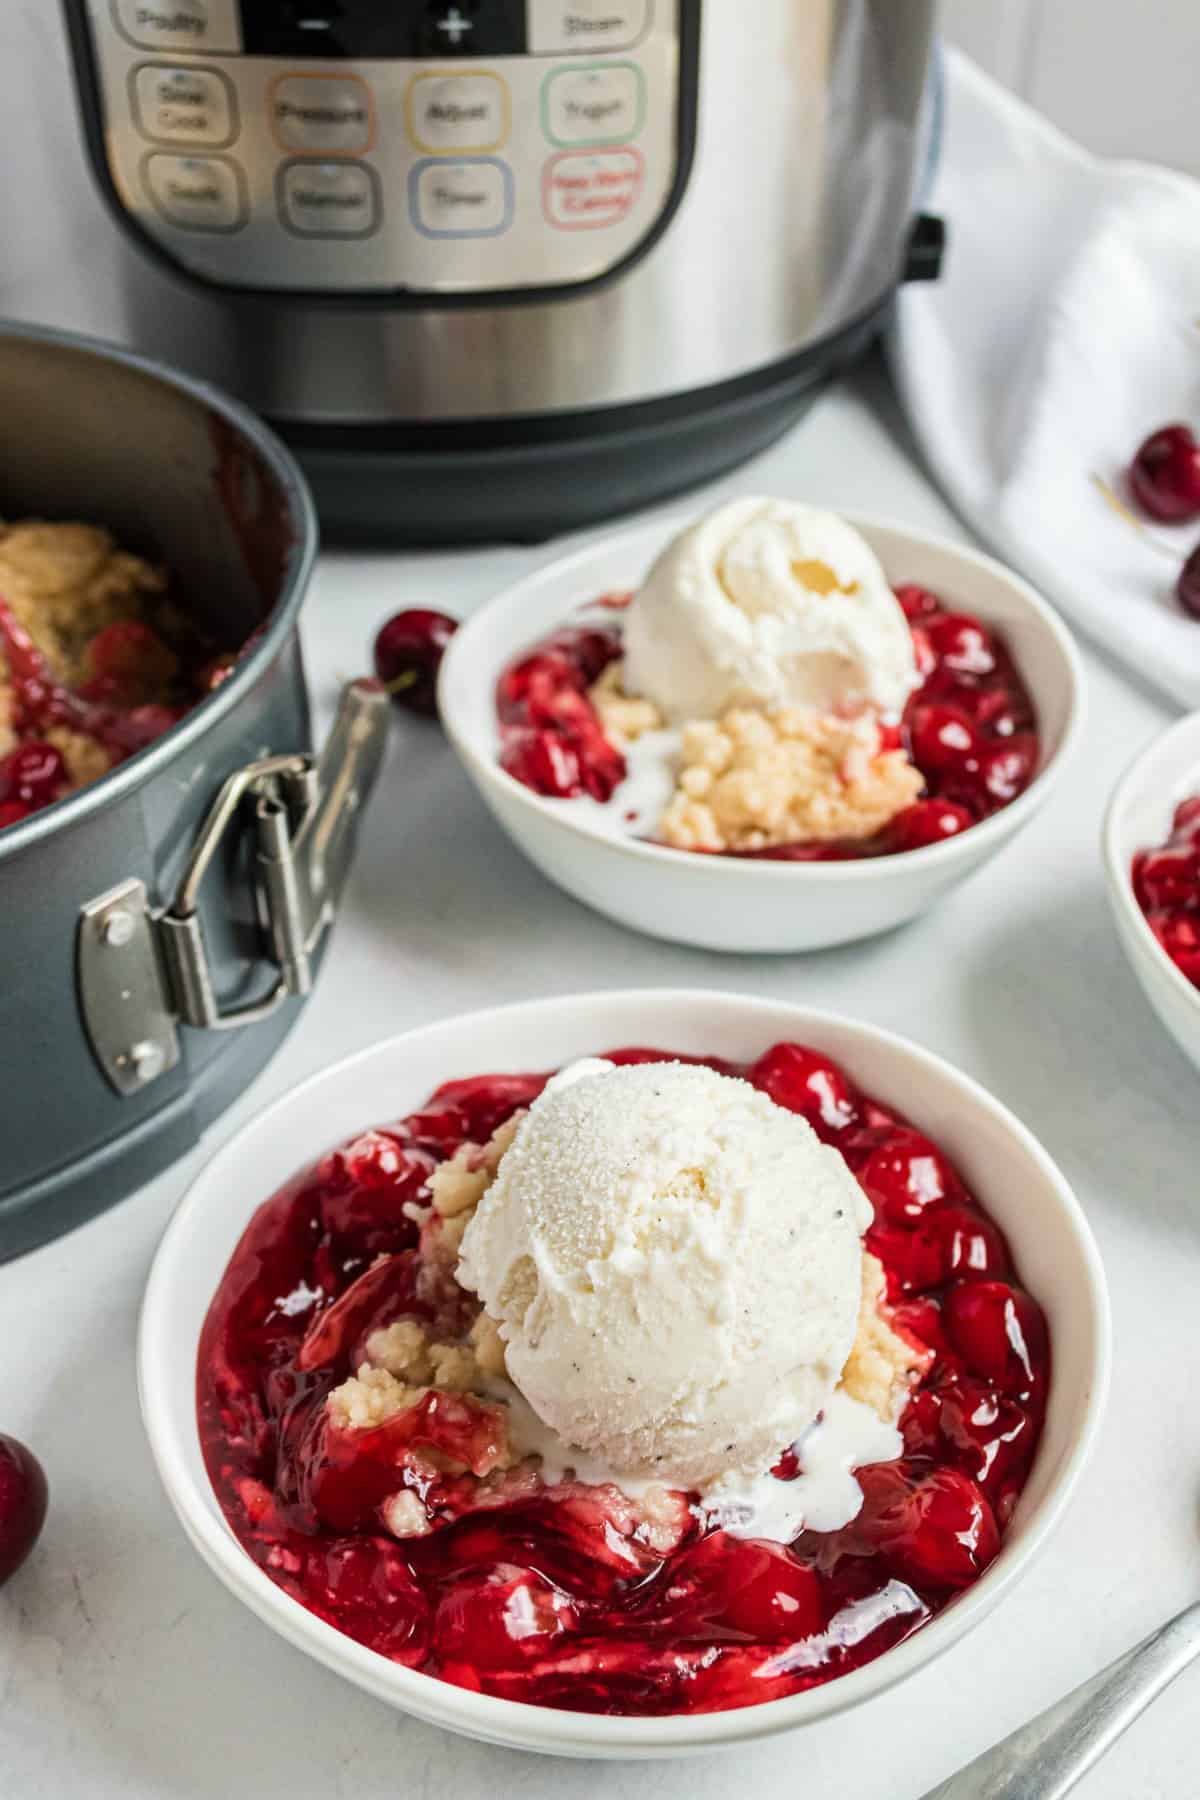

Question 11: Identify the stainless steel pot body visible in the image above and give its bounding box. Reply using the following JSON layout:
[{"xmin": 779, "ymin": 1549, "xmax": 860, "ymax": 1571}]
[
  {"xmin": 10, "ymin": 1, "xmax": 936, "ymax": 425},
  {"xmin": 0, "ymin": 325, "xmax": 383, "ymax": 1260}
]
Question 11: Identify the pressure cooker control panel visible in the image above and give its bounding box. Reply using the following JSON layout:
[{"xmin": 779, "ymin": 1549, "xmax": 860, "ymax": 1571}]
[{"xmin": 74, "ymin": 1, "xmax": 690, "ymax": 298}]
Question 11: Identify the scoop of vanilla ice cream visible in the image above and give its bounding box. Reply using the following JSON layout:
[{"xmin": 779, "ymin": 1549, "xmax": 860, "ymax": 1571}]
[
  {"xmin": 456, "ymin": 1058, "xmax": 871, "ymax": 1491},
  {"xmin": 621, "ymin": 497, "xmax": 918, "ymax": 723}
]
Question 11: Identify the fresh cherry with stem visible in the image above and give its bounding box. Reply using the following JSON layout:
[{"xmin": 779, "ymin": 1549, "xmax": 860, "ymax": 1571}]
[
  {"xmin": 373, "ymin": 610, "xmax": 457, "ymax": 718},
  {"xmin": 1129, "ymin": 424, "xmax": 1200, "ymax": 524}
]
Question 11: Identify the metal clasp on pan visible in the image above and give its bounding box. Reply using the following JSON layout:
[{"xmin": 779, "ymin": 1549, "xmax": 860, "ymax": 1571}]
[{"xmin": 77, "ymin": 678, "xmax": 388, "ymax": 1095}]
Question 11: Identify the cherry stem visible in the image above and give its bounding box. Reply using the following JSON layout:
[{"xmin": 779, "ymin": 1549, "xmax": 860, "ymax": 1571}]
[
  {"xmin": 384, "ymin": 670, "xmax": 420, "ymax": 696},
  {"xmin": 1091, "ymin": 473, "xmax": 1187, "ymax": 561}
]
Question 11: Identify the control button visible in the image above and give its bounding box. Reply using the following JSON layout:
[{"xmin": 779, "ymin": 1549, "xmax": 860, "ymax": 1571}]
[
  {"xmin": 406, "ymin": 72, "xmax": 509, "ymax": 153},
  {"xmin": 527, "ymin": 0, "xmax": 650, "ymax": 55},
  {"xmin": 270, "ymin": 75, "xmax": 374, "ymax": 154},
  {"xmin": 143, "ymin": 152, "xmax": 246, "ymax": 230},
  {"xmin": 111, "ymin": 0, "xmax": 242, "ymax": 54},
  {"xmin": 543, "ymin": 147, "xmax": 642, "ymax": 228},
  {"xmin": 410, "ymin": 157, "xmax": 513, "ymax": 237},
  {"xmin": 542, "ymin": 63, "xmax": 644, "ymax": 146},
  {"xmin": 278, "ymin": 160, "xmax": 381, "ymax": 238},
  {"xmin": 132, "ymin": 65, "xmax": 236, "ymax": 147},
  {"xmin": 429, "ymin": 5, "xmax": 477, "ymax": 50}
]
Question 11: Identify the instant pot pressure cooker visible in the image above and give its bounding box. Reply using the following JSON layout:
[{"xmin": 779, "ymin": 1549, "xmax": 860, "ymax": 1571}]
[{"xmin": 34, "ymin": 1, "xmax": 942, "ymax": 542}]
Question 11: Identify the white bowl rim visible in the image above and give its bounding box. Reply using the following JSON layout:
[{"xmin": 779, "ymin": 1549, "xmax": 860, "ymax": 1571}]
[
  {"xmin": 438, "ymin": 508, "xmax": 1087, "ymax": 884},
  {"xmin": 1103, "ymin": 710, "xmax": 1200, "ymax": 1019},
  {"xmin": 139, "ymin": 988, "xmax": 1110, "ymax": 1755}
]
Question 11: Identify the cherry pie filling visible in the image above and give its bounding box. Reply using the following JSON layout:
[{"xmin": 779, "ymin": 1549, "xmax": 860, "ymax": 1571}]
[
  {"xmin": 494, "ymin": 587, "xmax": 1040, "ymax": 859},
  {"xmin": 198, "ymin": 1040, "xmax": 1049, "ymax": 1717},
  {"xmin": 0, "ymin": 600, "xmax": 241, "ymax": 832},
  {"xmin": 1132, "ymin": 795, "xmax": 1200, "ymax": 987}
]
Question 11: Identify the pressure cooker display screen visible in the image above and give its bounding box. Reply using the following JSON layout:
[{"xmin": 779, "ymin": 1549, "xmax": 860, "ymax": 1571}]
[{"xmin": 240, "ymin": 2, "xmax": 530, "ymax": 59}]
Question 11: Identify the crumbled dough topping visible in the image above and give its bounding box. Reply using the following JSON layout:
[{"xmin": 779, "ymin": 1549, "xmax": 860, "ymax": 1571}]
[
  {"xmin": 626, "ymin": 1482, "xmax": 689, "ymax": 1556},
  {"xmin": 428, "ymin": 1111, "xmax": 522, "ymax": 1220},
  {"xmin": 328, "ymin": 1364, "xmax": 428, "ymax": 1432},
  {"xmin": 661, "ymin": 708, "xmax": 922, "ymax": 853},
  {"xmin": 590, "ymin": 659, "xmax": 664, "ymax": 744},
  {"xmin": 590, "ymin": 661, "xmax": 923, "ymax": 852},
  {"xmin": 469, "ymin": 1308, "xmax": 508, "ymax": 1379},
  {"xmin": 0, "ymin": 520, "xmax": 174, "ymax": 789},
  {"xmin": 381, "ymin": 1490, "xmax": 432, "ymax": 1539},
  {"xmin": 43, "ymin": 725, "xmax": 114, "ymax": 791},
  {"xmin": 363, "ymin": 1318, "xmax": 435, "ymax": 1383},
  {"xmin": 0, "ymin": 521, "xmax": 166, "ymax": 687},
  {"xmin": 840, "ymin": 1252, "xmax": 933, "ymax": 1421}
]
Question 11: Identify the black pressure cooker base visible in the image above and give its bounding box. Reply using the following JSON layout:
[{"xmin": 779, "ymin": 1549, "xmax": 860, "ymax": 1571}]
[{"xmin": 274, "ymin": 302, "xmax": 889, "ymax": 548}]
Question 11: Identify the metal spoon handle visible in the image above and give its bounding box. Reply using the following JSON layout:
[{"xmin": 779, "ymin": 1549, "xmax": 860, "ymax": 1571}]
[{"xmin": 921, "ymin": 1600, "xmax": 1200, "ymax": 1800}]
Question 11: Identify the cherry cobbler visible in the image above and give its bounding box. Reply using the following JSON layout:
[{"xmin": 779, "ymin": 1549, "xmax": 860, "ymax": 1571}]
[
  {"xmin": 0, "ymin": 521, "xmax": 243, "ymax": 830},
  {"xmin": 1133, "ymin": 795, "xmax": 1200, "ymax": 988},
  {"xmin": 199, "ymin": 1041, "xmax": 1048, "ymax": 1717},
  {"xmin": 497, "ymin": 588, "xmax": 1039, "ymax": 862}
]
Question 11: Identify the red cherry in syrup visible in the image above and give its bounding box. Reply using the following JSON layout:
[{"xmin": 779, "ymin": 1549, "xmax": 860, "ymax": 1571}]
[
  {"xmin": 976, "ymin": 735, "xmax": 1038, "ymax": 806},
  {"xmin": 943, "ymin": 1280, "xmax": 1048, "ymax": 1395},
  {"xmin": 886, "ymin": 800, "xmax": 972, "ymax": 853},
  {"xmin": 0, "ymin": 1434, "xmax": 48, "ymax": 1585},
  {"xmin": 856, "ymin": 1128, "xmax": 961, "ymax": 1225},
  {"xmin": 1132, "ymin": 797, "xmax": 1200, "ymax": 987},
  {"xmin": 373, "ymin": 609, "xmax": 457, "ymax": 717},
  {"xmin": 500, "ymin": 727, "xmax": 584, "ymax": 798},
  {"xmin": 893, "ymin": 584, "xmax": 943, "ymax": 621},
  {"xmin": 0, "ymin": 740, "xmax": 67, "ymax": 810},
  {"xmin": 748, "ymin": 1042, "xmax": 859, "ymax": 1135},
  {"xmin": 934, "ymin": 1205, "xmax": 1012, "ymax": 1282},
  {"xmin": 884, "ymin": 1466, "xmax": 1000, "ymax": 1592},
  {"xmin": 653, "ymin": 1531, "xmax": 825, "ymax": 1643},
  {"xmin": 0, "ymin": 800, "xmax": 31, "ymax": 829},
  {"xmin": 434, "ymin": 1565, "xmax": 578, "ymax": 1670},
  {"xmin": 1171, "ymin": 795, "xmax": 1200, "ymax": 839},
  {"xmin": 888, "ymin": 1294, "xmax": 951, "ymax": 1356},
  {"xmin": 958, "ymin": 686, "xmax": 1024, "ymax": 735},
  {"xmin": 85, "ymin": 619, "xmax": 178, "ymax": 701},
  {"xmin": 909, "ymin": 704, "xmax": 980, "ymax": 774},
  {"xmin": 314, "ymin": 1129, "xmax": 435, "ymax": 1260},
  {"xmin": 1133, "ymin": 846, "xmax": 1200, "ymax": 912},
  {"xmin": 113, "ymin": 704, "xmax": 183, "ymax": 753},
  {"xmin": 1152, "ymin": 914, "xmax": 1200, "ymax": 985},
  {"xmin": 924, "ymin": 612, "xmax": 997, "ymax": 676},
  {"xmin": 498, "ymin": 653, "xmax": 579, "ymax": 723},
  {"xmin": 815, "ymin": 1461, "xmax": 999, "ymax": 1592},
  {"xmin": 902, "ymin": 1375, "xmax": 1035, "ymax": 1497},
  {"xmin": 427, "ymin": 1071, "xmax": 547, "ymax": 1140},
  {"xmin": 1177, "ymin": 543, "xmax": 1200, "ymax": 620},
  {"xmin": 868, "ymin": 1205, "xmax": 1009, "ymax": 1295},
  {"xmin": 1129, "ymin": 425, "xmax": 1200, "ymax": 524},
  {"xmin": 305, "ymin": 1535, "xmax": 428, "ymax": 1663},
  {"xmin": 555, "ymin": 626, "xmax": 623, "ymax": 685}
]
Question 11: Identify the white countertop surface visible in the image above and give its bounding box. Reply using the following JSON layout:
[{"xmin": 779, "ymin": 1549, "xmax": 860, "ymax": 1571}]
[{"xmin": 2, "ymin": 358, "xmax": 1196, "ymax": 1800}]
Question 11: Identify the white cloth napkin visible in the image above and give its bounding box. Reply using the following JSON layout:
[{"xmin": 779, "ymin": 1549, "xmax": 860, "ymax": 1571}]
[{"xmin": 891, "ymin": 50, "xmax": 1200, "ymax": 710}]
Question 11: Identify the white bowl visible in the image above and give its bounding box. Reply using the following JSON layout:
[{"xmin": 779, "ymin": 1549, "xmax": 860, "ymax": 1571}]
[
  {"xmin": 438, "ymin": 512, "xmax": 1085, "ymax": 953},
  {"xmin": 140, "ymin": 988, "xmax": 1109, "ymax": 1760},
  {"xmin": 1104, "ymin": 710, "xmax": 1200, "ymax": 1071}
]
